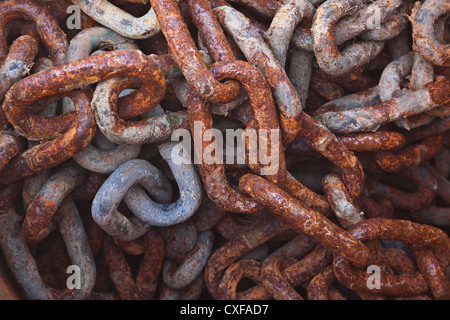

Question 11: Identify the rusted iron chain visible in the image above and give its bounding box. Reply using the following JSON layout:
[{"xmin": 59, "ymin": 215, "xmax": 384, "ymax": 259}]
[
  {"xmin": 162, "ymin": 230, "xmax": 214, "ymax": 290},
  {"xmin": 375, "ymin": 135, "xmax": 443, "ymax": 172},
  {"xmin": 265, "ymin": 0, "xmax": 314, "ymax": 68},
  {"xmin": 333, "ymin": 218, "xmax": 449, "ymax": 296},
  {"xmin": 213, "ymin": 6, "xmax": 366, "ymax": 199},
  {"xmin": 239, "ymin": 174, "xmax": 371, "ymax": 267},
  {"xmin": 315, "ymin": 77, "xmax": 450, "ymax": 134},
  {"xmin": 0, "ymin": 0, "xmax": 449, "ymax": 302},
  {"xmin": 0, "ymin": 0, "xmax": 69, "ymax": 128},
  {"xmin": 0, "ymin": 50, "xmax": 169, "ymax": 184},
  {"xmin": 411, "ymin": 244, "xmax": 450, "ymax": 300},
  {"xmin": 260, "ymin": 255, "xmax": 303, "ymax": 300},
  {"xmin": 205, "ymin": 217, "xmax": 289, "ymax": 299},
  {"xmin": 0, "ymin": 184, "xmax": 95, "ymax": 300},
  {"xmin": 92, "ymin": 143, "xmax": 202, "ymax": 240},
  {"xmin": 307, "ymin": 265, "xmax": 347, "ymax": 300},
  {"xmin": 21, "ymin": 162, "xmax": 87, "ymax": 244},
  {"xmin": 0, "ymin": 130, "xmax": 24, "ymax": 171},
  {"xmin": 92, "ymin": 77, "xmax": 188, "ymax": 145},
  {"xmin": 238, "ymin": 245, "xmax": 333, "ymax": 300},
  {"xmin": 214, "ymin": 4, "xmax": 304, "ymax": 144},
  {"xmin": 368, "ymin": 166, "xmax": 437, "ymax": 211},
  {"xmin": 412, "ymin": 0, "xmax": 450, "ymax": 66},
  {"xmin": 311, "ymin": 0, "xmax": 385, "ymax": 76},
  {"xmin": 184, "ymin": 60, "xmax": 286, "ymax": 213},
  {"xmin": 150, "ymin": 0, "xmax": 241, "ymax": 104},
  {"xmin": 0, "ymin": 0, "xmax": 68, "ymax": 65},
  {"xmin": 91, "ymin": 158, "xmax": 171, "ymax": 240}
]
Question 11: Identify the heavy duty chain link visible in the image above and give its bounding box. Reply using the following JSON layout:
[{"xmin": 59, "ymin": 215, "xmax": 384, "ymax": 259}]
[{"xmin": 0, "ymin": 0, "xmax": 448, "ymax": 301}]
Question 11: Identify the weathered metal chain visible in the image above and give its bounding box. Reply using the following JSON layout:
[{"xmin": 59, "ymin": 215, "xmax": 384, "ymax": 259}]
[{"xmin": 0, "ymin": 0, "xmax": 448, "ymax": 301}]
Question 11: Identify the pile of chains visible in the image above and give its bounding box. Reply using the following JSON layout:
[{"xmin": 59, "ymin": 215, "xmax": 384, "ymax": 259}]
[{"xmin": 0, "ymin": 0, "xmax": 449, "ymax": 300}]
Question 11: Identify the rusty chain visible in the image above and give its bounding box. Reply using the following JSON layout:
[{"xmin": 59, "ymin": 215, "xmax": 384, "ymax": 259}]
[{"xmin": 0, "ymin": 0, "xmax": 448, "ymax": 301}]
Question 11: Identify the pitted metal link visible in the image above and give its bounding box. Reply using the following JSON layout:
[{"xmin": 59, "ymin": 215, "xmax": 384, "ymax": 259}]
[
  {"xmin": 238, "ymin": 173, "xmax": 372, "ymax": 267},
  {"xmin": 412, "ymin": 0, "xmax": 450, "ymax": 66},
  {"xmin": 215, "ymin": 5, "xmax": 304, "ymax": 144},
  {"xmin": 91, "ymin": 159, "xmax": 172, "ymax": 241},
  {"xmin": 315, "ymin": 77, "xmax": 450, "ymax": 134},
  {"xmin": 92, "ymin": 78, "xmax": 188, "ymax": 145},
  {"xmin": 0, "ymin": 0, "xmax": 449, "ymax": 302},
  {"xmin": 123, "ymin": 142, "xmax": 202, "ymax": 226},
  {"xmin": 21, "ymin": 162, "xmax": 87, "ymax": 244},
  {"xmin": 150, "ymin": 0, "xmax": 241, "ymax": 104},
  {"xmin": 92, "ymin": 141, "xmax": 202, "ymax": 240},
  {"xmin": 73, "ymin": 131, "xmax": 141, "ymax": 174},
  {"xmin": 162, "ymin": 230, "xmax": 214, "ymax": 290},
  {"xmin": 311, "ymin": 0, "xmax": 385, "ymax": 76}
]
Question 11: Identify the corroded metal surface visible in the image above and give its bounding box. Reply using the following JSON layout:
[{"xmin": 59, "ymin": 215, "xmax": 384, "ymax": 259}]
[{"xmin": 0, "ymin": 0, "xmax": 448, "ymax": 301}]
